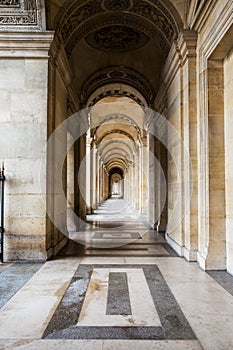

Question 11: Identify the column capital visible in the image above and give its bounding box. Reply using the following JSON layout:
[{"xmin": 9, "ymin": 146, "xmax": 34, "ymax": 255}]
[{"xmin": 177, "ymin": 29, "xmax": 198, "ymax": 63}]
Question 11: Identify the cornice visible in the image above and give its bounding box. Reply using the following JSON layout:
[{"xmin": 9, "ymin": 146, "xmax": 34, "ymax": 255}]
[{"xmin": 0, "ymin": 31, "xmax": 54, "ymax": 57}]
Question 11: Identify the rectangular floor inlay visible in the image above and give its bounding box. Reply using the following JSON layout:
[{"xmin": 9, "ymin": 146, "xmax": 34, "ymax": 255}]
[
  {"xmin": 43, "ymin": 264, "xmax": 196, "ymax": 340},
  {"xmin": 106, "ymin": 272, "xmax": 131, "ymax": 315},
  {"xmin": 77, "ymin": 268, "xmax": 161, "ymax": 327},
  {"xmin": 93, "ymin": 232, "xmax": 141, "ymax": 239}
]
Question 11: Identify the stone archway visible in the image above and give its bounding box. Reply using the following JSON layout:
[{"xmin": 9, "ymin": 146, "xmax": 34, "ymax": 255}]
[
  {"xmin": 44, "ymin": 0, "xmax": 184, "ymax": 259},
  {"xmin": 3, "ymin": 0, "xmax": 232, "ymax": 273}
]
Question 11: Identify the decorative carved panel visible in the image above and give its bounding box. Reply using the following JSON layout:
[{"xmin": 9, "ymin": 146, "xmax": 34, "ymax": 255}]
[
  {"xmin": 85, "ymin": 25, "xmax": 149, "ymax": 53},
  {"xmin": 0, "ymin": 0, "xmax": 20, "ymax": 7},
  {"xmin": 102, "ymin": 0, "xmax": 132, "ymax": 11},
  {"xmin": 0, "ymin": 0, "xmax": 43, "ymax": 29}
]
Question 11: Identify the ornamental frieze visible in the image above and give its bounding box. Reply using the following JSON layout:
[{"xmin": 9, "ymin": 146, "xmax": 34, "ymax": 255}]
[
  {"xmin": 0, "ymin": 0, "xmax": 42, "ymax": 28},
  {"xmin": 0, "ymin": 0, "xmax": 20, "ymax": 7}
]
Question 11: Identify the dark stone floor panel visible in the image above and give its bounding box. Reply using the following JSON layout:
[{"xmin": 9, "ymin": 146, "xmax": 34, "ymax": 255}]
[
  {"xmin": 207, "ymin": 270, "xmax": 233, "ymax": 296},
  {"xmin": 44, "ymin": 326, "xmax": 164, "ymax": 340},
  {"xmin": 106, "ymin": 272, "xmax": 131, "ymax": 315},
  {"xmin": 0, "ymin": 262, "xmax": 43, "ymax": 309}
]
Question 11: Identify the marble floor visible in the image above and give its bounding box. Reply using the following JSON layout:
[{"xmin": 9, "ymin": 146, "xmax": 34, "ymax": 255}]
[{"xmin": 1, "ymin": 198, "xmax": 233, "ymax": 350}]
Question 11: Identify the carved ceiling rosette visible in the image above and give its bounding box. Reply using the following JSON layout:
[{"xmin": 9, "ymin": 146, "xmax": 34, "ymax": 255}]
[
  {"xmin": 85, "ymin": 25, "xmax": 149, "ymax": 53},
  {"xmin": 101, "ymin": 0, "xmax": 133, "ymax": 11}
]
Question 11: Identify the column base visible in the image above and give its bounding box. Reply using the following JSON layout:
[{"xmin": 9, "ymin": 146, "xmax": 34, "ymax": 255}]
[
  {"xmin": 183, "ymin": 247, "xmax": 197, "ymax": 262},
  {"xmin": 197, "ymin": 251, "xmax": 226, "ymax": 271},
  {"xmin": 166, "ymin": 234, "xmax": 184, "ymax": 257}
]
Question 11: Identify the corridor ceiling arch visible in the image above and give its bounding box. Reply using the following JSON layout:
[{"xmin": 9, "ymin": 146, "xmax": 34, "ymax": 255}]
[
  {"xmin": 94, "ymin": 113, "xmax": 142, "ymax": 139},
  {"xmin": 51, "ymin": 0, "xmax": 182, "ymax": 51},
  {"xmin": 81, "ymin": 66, "xmax": 154, "ymax": 107},
  {"xmin": 99, "ymin": 140, "xmax": 135, "ymax": 159},
  {"xmin": 103, "ymin": 148, "xmax": 132, "ymax": 162},
  {"xmin": 86, "ymin": 82, "xmax": 148, "ymax": 107},
  {"xmin": 47, "ymin": 0, "xmax": 184, "ymax": 108},
  {"xmin": 96, "ymin": 130, "xmax": 138, "ymax": 148}
]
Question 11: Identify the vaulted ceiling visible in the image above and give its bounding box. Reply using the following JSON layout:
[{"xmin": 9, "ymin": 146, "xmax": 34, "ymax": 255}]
[{"xmin": 47, "ymin": 0, "xmax": 184, "ymax": 106}]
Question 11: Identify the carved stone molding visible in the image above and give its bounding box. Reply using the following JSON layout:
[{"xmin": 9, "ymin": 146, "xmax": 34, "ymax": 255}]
[{"xmin": 87, "ymin": 83, "xmax": 147, "ymax": 108}]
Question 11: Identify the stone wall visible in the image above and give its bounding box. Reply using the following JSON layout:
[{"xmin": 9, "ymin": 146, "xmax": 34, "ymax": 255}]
[
  {"xmin": 224, "ymin": 49, "xmax": 233, "ymax": 275},
  {"xmin": 196, "ymin": 0, "xmax": 233, "ymax": 271},
  {"xmin": 0, "ymin": 32, "xmax": 53, "ymax": 260},
  {"xmin": 155, "ymin": 0, "xmax": 233, "ymax": 273}
]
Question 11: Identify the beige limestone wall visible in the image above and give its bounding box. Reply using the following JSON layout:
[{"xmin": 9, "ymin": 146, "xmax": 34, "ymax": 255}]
[
  {"xmin": 0, "ymin": 33, "xmax": 53, "ymax": 261},
  {"xmin": 195, "ymin": 0, "xmax": 232, "ymax": 270},
  {"xmin": 224, "ymin": 49, "xmax": 233, "ymax": 275}
]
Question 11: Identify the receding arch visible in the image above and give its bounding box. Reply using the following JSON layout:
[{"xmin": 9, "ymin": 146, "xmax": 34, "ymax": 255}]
[
  {"xmin": 96, "ymin": 129, "xmax": 137, "ymax": 146},
  {"xmin": 106, "ymin": 159, "xmax": 128, "ymax": 171},
  {"xmin": 102, "ymin": 148, "xmax": 132, "ymax": 162},
  {"xmin": 93, "ymin": 113, "xmax": 142, "ymax": 139},
  {"xmin": 104, "ymin": 153, "xmax": 131, "ymax": 164},
  {"xmin": 98, "ymin": 140, "xmax": 135, "ymax": 159},
  {"xmin": 82, "ymin": 66, "xmax": 154, "ymax": 107}
]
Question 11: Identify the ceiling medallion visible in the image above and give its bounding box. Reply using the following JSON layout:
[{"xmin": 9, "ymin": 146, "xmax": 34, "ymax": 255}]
[
  {"xmin": 102, "ymin": 0, "xmax": 132, "ymax": 11},
  {"xmin": 85, "ymin": 25, "xmax": 149, "ymax": 53},
  {"xmin": 107, "ymin": 71, "xmax": 126, "ymax": 78}
]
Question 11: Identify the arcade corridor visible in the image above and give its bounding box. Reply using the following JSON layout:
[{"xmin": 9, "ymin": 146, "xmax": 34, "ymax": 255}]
[{"xmin": 0, "ymin": 0, "xmax": 233, "ymax": 349}]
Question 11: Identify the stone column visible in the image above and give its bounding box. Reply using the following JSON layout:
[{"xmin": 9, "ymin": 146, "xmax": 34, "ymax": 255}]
[
  {"xmin": 90, "ymin": 142, "xmax": 96, "ymax": 212},
  {"xmin": 134, "ymin": 150, "xmax": 140, "ymax": 210},
  {"xmin": 99, "ymin": 158, "xmax": 103, "ymax": 205},
  {"xmin": 224, "ymin": 50, "xmax": 233, "ymax": 275},
  {"xmin": 147, "ymin": 129, "xmax": 156, "ymax": 228},
  {"xmin": 86, "ymin": 135, "xmax": 91, "ymax": 214},
  {"xmin": 178, "ymin": 30, "xmax": 198, "ymax": 261},
  {"xmin": 198, "ymin": 59, "xmax": 226, "ymax": 270},
  {"xmin": 79, "ymin": 133, "xmax": 87, "ymax": 221},
  {"xmin": 0, "ymin": 32, "xmax": 54, "ymax": 261},
  {"xmin": 95, "ymin": 151, "xmax": 100, "ymax": 208},
  {"xmin": 73, "ymin": 113, "xmax": 88, "ymax": 230},
  {"xmin": 163, "ymin": 41, "xmax": 183, "ymax": 255},
  {"xmin": 141, "ymin": 135, "xmax": 149, "ymax": 216},
  {"xmin": 124, "ymin": 168, "xmax": 130, "ymax": 201},
  {"xmin": 158, "ymin": 140, "xmax": 168, "ymax": 233}
]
